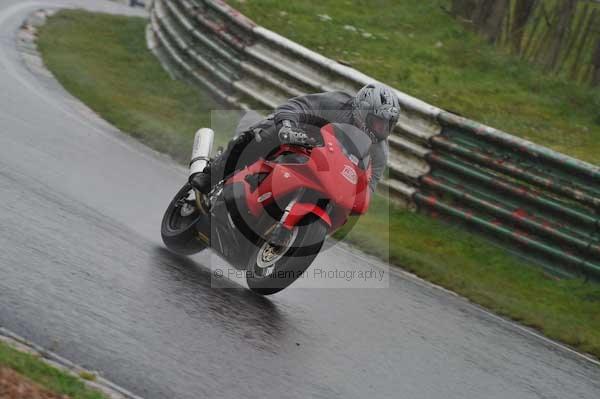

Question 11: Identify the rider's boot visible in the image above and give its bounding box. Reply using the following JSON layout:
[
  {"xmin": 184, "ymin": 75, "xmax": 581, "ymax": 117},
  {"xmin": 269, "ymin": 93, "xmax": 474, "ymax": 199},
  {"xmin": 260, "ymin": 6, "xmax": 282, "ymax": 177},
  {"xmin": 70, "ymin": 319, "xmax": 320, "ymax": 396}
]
[
  {"xmin": 189, "ymin": 166, "xmax": 212, "ymax": 194},
  {"xmin": 190, "ymin": 129, "xmax": 258, "ymax": 193},
  {"xmin": 189, "ymin": 144, "xmax": 231, "ymax": 194}
]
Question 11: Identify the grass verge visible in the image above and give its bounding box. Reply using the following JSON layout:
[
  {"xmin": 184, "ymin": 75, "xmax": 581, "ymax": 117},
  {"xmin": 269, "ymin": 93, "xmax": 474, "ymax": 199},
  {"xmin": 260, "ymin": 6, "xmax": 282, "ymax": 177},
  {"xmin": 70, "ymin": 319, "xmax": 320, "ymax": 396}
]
[
  {"xmin": 36, "ymin": 10, "xmax": 600, "ymax": 359},
  {"xmin": 0, "ymin": 340, "xmax": 106, "ymax": 398},
  {"xmin": 37, "ymin": 10, "xmax": 221, "ymax": 164}
]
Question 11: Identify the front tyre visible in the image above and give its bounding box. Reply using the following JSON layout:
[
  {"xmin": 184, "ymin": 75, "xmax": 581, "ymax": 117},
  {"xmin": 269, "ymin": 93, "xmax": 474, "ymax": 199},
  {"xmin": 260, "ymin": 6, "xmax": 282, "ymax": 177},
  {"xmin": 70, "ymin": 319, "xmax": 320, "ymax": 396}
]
[
  {"xmin": 161, "ymin": 183, "xmax": 207, "ymax": 255},
  {"xmin": 246, "ymin": 217, "xmax": 328, "ymax": 295}
]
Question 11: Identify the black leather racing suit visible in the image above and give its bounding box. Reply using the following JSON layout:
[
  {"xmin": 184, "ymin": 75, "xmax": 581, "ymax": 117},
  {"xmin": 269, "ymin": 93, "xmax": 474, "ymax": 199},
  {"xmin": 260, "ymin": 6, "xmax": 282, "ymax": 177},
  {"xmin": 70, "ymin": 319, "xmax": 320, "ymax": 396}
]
[{"xmin": 213, "ymin": 91, "xmax": 389, "ymax": 193}]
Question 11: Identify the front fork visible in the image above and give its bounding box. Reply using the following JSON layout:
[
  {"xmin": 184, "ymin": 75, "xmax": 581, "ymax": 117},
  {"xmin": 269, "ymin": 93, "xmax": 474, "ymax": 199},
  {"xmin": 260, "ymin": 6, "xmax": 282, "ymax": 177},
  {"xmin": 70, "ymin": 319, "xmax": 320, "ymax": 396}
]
[
  {"xmin": 269, "ymin": 189, "xmax": 333, "ymax": 245},
  {"xmin": 269, "ymin": 189, "xmax": 304, "ymax": 246}
]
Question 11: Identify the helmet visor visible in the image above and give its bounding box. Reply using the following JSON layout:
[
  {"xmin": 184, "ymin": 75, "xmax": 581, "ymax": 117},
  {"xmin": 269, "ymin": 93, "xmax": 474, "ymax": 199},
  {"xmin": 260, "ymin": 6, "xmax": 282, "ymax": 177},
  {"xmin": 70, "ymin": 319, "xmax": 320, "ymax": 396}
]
[{"xmin": 366, "ymin": 114, "xmax": 391, "ymax": 140}]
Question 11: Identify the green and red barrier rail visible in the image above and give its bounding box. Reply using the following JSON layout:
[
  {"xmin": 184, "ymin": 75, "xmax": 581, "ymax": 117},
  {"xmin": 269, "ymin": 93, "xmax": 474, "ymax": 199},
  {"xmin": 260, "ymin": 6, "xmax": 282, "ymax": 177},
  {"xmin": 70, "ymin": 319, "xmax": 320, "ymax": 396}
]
[{"xmin": 416, "ymin": 115, "xmax": 600, "ymax": 279}]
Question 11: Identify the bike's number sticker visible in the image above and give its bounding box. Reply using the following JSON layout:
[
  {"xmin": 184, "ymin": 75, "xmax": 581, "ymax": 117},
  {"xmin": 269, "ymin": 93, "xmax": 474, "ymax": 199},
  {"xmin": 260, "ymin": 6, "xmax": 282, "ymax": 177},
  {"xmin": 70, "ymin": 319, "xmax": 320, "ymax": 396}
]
[{"xmin": 341, "ymin": 165, "xmax": 358, "ymax": 185}]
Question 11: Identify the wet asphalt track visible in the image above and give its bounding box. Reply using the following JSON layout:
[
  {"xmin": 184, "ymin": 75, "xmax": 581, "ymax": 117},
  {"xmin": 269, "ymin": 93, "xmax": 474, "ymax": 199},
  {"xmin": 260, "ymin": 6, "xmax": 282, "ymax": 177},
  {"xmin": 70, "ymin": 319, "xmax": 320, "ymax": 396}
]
[{"xmin": 0, "ymin": 1, "xmax": 599, "ymax": 398}]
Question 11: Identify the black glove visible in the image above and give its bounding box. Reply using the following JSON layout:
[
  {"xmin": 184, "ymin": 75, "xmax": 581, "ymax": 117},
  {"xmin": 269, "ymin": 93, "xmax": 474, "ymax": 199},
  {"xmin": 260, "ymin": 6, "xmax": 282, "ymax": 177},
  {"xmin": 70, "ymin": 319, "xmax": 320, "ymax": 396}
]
[{"xmin": 278, "ymin": 120, "xmax": 315, "ymax": 148}]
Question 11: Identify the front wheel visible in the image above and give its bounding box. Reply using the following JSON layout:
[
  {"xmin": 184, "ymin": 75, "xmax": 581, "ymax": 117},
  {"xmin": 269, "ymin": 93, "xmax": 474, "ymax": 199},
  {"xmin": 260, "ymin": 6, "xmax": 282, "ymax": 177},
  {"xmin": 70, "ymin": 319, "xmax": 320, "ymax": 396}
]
[
  {"xmin": 161, "ymin": 183, "xmax": 207, "ymax": 255},
  {"xmin": 246, "ymin": 217, "xmax": 328, "ymax": 295}
]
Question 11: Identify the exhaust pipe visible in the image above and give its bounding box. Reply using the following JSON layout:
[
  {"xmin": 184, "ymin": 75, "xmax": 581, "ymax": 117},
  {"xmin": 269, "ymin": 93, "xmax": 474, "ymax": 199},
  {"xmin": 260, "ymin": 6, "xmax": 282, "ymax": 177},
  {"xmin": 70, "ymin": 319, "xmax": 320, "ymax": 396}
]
[{"xmin": 189, "ymin": 128, "xmax": 214, "ymax": 177}]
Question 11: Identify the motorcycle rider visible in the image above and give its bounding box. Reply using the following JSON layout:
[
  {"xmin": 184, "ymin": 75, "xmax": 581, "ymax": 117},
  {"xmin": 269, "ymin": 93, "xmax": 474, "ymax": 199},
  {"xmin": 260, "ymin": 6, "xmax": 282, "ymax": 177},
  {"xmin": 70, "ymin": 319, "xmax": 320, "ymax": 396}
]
[{"xmin": 190, "ymin": 83, "xmax": 401, "ymax": 194}]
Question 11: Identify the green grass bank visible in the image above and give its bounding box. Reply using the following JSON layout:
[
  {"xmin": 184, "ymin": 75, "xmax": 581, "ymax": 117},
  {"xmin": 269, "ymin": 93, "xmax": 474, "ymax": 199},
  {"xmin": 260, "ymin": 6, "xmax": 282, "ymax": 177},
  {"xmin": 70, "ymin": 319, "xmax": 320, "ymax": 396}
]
[
  {"xmin": 37, "ymin": 9, "xmax": 220, "ymax": 164},
  {"xmin": 36, "ymin": 10, "xmax": 600, "ymax": 360},
  {"xmin": 0, "ymin": 340, "xmax": 107, "ymax": 399},
  {"xmin": 234, "ymin": 0, "xmax": 600, "ymax": 164}
]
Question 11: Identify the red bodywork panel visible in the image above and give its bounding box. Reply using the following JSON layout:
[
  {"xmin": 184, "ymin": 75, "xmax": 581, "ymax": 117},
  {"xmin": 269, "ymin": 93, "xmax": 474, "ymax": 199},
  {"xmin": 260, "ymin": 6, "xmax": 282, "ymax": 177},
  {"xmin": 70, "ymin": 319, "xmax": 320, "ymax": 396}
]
[
  {"xmin": 283, "ymin": 202, "xmax": 332, "ymax": 229},
  {"xmin": 228, "ymin": 124, "xmax": 371, "ymax": 232}
]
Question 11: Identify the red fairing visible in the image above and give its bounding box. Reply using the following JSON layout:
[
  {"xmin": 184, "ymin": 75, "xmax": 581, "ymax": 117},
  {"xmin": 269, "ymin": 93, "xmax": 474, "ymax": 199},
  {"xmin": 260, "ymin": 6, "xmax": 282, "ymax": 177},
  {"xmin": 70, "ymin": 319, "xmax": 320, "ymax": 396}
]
[{"xmin": 231, "ymin": 123, "xmax": 372, "ymax": 231}]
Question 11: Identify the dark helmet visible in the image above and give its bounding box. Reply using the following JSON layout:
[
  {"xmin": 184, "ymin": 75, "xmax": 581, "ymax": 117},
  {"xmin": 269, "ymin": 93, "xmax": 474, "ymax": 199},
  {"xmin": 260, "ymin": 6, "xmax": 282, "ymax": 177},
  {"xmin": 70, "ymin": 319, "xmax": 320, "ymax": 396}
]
[{"xmin": 352, "ymin": 83, "xmax": 401, "ymax": 142}]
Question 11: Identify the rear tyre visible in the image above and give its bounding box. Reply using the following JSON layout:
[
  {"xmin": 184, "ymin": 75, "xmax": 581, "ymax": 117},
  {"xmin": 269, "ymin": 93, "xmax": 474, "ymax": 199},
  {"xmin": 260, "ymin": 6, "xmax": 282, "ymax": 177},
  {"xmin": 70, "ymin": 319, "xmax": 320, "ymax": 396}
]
[
  {"xmin": 246, "ymin": 217, "xmax": 328, "ymax": 295},
  {"xmin": 161, "ymin": 183, "xmax": 207, "ymax": 255}
]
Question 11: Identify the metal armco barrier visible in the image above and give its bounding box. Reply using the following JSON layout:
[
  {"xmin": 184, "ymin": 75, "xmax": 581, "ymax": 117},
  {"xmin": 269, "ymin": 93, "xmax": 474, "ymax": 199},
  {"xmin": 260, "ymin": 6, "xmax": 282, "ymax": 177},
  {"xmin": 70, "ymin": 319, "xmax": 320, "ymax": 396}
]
[{"xmin": 146, "ymin": 0, "xmax": 600, "ymax": 279}]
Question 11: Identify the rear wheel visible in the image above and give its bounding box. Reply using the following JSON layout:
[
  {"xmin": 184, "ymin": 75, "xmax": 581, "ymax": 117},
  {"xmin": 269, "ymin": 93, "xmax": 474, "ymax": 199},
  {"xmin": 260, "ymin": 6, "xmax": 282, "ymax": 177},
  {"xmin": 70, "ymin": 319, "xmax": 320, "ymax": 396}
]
[
  {"xmin": 246, "ymin": 217, "xmax": 328, "ymax": 295},
  {"xmin": 161, "ymin": 183, "xmax": 207, "ymax": 255}
]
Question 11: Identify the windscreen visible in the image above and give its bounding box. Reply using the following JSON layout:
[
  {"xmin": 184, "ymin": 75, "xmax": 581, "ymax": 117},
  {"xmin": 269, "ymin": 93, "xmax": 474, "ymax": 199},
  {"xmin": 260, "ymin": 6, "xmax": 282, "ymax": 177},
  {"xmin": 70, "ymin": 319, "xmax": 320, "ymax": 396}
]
[{"xmin": 332, "ymin": 123, "xmax": 372, "ymax": 169}]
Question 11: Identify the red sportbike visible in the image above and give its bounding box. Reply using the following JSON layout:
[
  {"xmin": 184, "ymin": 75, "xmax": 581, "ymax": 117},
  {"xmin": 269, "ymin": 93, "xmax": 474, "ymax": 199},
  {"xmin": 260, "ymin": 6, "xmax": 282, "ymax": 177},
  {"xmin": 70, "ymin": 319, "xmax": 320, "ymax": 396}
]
[{"xmin": 161, "ymin": 123, "xmax": 372, "ymax": 295}]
